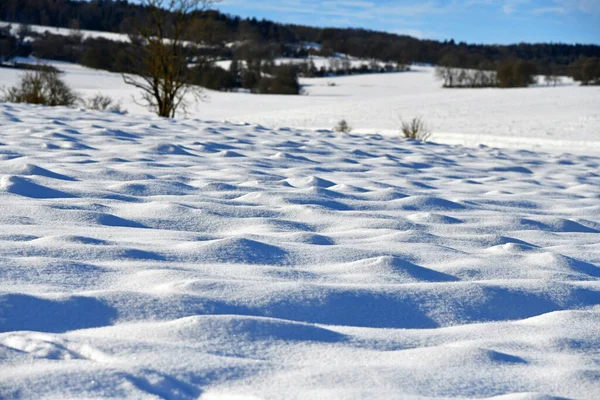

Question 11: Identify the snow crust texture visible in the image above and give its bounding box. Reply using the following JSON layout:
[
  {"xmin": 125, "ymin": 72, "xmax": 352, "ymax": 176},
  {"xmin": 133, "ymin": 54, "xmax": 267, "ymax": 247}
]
[{"xmin": 0, "ymin": 103, "xmax": 599, "ymax": 399}]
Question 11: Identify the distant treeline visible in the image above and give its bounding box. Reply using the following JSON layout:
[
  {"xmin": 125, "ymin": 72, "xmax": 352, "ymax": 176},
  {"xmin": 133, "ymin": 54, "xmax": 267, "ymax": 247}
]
[
  {"xmin": 435, "ymin": 59, "xmax": 539, "ymax": 88},
  {"xmin": 2, "ymin": 0, "xmax": 600, "ymax": 75},
  {"xmin": 435, "ymin": 56, "xmax": 600, "ymax": 88},
  {"xmin": 3, "ymin": 24, "xmax": 413, "ymax": 95},
  {"xmin": 4, "ymin": 30, "xmax": 302, "ymax": 94}
]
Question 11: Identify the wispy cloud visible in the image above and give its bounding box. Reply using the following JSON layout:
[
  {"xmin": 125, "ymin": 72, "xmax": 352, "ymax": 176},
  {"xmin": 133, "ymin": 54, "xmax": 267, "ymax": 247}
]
[
  {"xmin": 464, "ymin": 0, "xmax": 494, "ymax": 5},
  {"xmin": 461, "ymin": 0, "xmax": 599, "ymax": 15},
  {"xmin": 530, "ymin": 0, "xmax": 599, "ymax": 15},
  {"xmin": 391, "ymin": 28, "xmax": 425, "ymax": 38},
  {"xmin": 501, "ymin": 0, "xmax": 531, "ymax": 15},
  {"xmin": 532, "ymin": 6, "xmax": 565, "ymax": 15},
  {"xmin": 221, "ymin": 0, "xmax": 447, "ymax": 21},
  {"xmin": 221, "ymin": 0, "xmax": 599, "ymax": 21},
  {"xmin": 554, "ymin": 0, "xmax": 600, "ymax": 12},
  {"xmin": 217, "ymin": 0, "xmax": 600, "ymax": 44},
  {"xmin": 321, "ymin": 1, "xmax": 376, "ymax": 8}
]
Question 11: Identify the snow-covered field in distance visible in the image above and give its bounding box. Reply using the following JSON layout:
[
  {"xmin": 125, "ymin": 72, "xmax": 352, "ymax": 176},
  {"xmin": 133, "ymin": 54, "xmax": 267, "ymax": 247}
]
[
  {"xmin": 0, "ymin": 101, "xmax": 599, "ymax": 399},
  {"xmin": 0, "ymin": 21, "xmax": 130, "ymax": 42},
  {"xmin": 1, "ymin": 58, "xmax": 598, "ymax": 154},
  {"xmin": 214, "ymin": 56, "xmax": 392, "ymax": 72}
]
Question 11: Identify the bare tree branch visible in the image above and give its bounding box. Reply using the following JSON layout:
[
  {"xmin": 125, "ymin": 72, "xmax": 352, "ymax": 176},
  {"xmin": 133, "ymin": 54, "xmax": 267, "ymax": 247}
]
[{"xmin": 122, "ymin": 0, "xmax": 220, "ymax": 118}]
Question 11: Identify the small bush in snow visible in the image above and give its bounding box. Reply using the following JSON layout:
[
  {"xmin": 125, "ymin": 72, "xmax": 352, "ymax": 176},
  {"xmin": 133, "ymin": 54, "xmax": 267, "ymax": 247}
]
[
  {"xmin": 334, "ymin": 119, "xmax": 352, "ymax": 133},
  {"xmin": 400, "ymin": 117, "xmax": 431, "ymax": 141},
  {"xmin": 2, "ymin": 66, "xmax": 79, "ymax": 107},
  {"xmin": 83, "ymin": 94, "xmax": 127, "ymax": 114}
]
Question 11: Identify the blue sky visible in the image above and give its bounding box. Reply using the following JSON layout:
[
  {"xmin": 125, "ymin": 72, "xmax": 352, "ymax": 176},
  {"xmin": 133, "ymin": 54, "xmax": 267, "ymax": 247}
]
[{"xmin": 216, "ymin": 0, "xmax": 600, "ymax": 44}]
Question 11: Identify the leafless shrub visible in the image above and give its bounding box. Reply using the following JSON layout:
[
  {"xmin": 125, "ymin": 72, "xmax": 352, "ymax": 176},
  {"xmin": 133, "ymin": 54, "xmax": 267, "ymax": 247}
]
[
  {"xmin": 83, "ymin": 93, "xmax": 127, "ymax": 114},
  {"xmin": 400, "ymin": 117, "xmax": 431, "ymax": 141},
  {"xmin": 334, "ymin": 119, "xmax": 352, "ymax": 133},
  {"xmin": 2, "ymin": 66, "xmax": 79, "ymax": 107}
]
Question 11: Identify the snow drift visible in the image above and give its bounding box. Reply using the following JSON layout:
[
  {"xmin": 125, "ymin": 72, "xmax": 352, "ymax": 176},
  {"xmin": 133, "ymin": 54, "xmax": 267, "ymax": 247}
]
[{"xmin": 0, "ymin": 103, "xmax": 599, "ymax": 399}]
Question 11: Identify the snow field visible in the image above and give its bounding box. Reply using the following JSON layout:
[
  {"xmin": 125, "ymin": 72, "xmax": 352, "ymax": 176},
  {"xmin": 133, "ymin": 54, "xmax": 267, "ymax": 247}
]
[
  {"xmin": 0, "ymin": 103, "xmax": 599, "ymax": 398},
  {"xmin": 1, "ymin": 61, "xmax": 598, "ymax": 154}
]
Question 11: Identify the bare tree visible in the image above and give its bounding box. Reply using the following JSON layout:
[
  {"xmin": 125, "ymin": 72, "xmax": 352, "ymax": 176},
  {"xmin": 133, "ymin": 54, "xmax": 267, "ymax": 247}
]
[
  {"xmin": 544, "ymin": 74, "xmax": 561, "ymax": 87},
  {"xmin": 123, "ymin": 0, "xmax": 219, "ymax": 118},
  {"xmin": 434, "ymin": 54, "xmax": 460, "ymax": 88},
  {"xmin": 544, "ymin": 64, "xmax": 562, "ymax": 87}
]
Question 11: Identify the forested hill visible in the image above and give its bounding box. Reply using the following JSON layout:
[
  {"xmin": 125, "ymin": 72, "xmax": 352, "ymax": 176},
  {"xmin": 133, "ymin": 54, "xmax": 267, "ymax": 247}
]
[{"xmin": 2, "ymin": 0, "xmax": 599, "ymax": 72}]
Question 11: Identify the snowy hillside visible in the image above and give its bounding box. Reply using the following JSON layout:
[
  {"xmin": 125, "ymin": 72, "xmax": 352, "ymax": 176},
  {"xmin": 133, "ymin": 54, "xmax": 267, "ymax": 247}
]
[
  {"xmin": 0, "ymin": 103, "xmax": 599, "ymax": 399},
  {"xmin": 0, "ymin": 21, "xmax": 130, "ymax": 43}
]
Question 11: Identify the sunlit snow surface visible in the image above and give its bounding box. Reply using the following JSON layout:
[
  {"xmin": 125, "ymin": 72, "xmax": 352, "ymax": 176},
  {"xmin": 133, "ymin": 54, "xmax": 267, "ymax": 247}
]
[
  {"xmin": 0, "ymin": 103, "xmax": 599, "ymax": 398},
  {"xmin": 1, "ymin": 61, "xmax": 599, "ymax": 155}
]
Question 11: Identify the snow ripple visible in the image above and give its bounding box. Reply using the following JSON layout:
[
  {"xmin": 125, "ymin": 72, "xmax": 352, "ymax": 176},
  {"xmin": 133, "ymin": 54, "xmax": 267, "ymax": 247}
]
[{"xmin": 0, "ymin": 104, "xmax": 599, "ymax": 399}]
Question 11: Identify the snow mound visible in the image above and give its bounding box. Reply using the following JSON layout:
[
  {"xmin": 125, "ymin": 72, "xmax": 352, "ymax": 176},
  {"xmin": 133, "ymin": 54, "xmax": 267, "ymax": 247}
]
[
  {"xmin": 398, "ymin": 195, "xmax": 466, "ymax": 211},
  {"xmin": 407, "ymin": 212, "xmax": 463, "ymax": 224},
  {"xmin": 13, "ymin": 163, "xmax": 76, "ymax": 181},
  {"xmin": 286, "ymin": 175, "xmax": 336, "ymax": 188},
  {"xmin": 180, "ymin": 237, "xmax": 290, "ymax": 265},
  {"xmin": 148, "ymin": 143, "xmax": 197, "ymax": 156},
  {"xmin": 1, "ymin": 175, "xmax": 75, "ymax": 198},
  {"xmin": 341, "ymin": 256, "xmax": 459, "ymax": 283}
]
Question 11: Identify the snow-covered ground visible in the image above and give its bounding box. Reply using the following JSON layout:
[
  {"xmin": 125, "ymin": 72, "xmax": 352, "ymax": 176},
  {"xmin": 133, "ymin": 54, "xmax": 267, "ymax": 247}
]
[
  {"xmin": 214, "ymin": 56, "xmax": 392, "ymax": 72},
  {"xmin": 1, "ymin": 59, "xmax": 598, "ymax": 154},
  {"xmin": 0, "ymin": 101, "xmax": 599, "ymax": 399},
  {"xmin": 0, "ymin": 21, "xmax": 130, "ymax": 43}
]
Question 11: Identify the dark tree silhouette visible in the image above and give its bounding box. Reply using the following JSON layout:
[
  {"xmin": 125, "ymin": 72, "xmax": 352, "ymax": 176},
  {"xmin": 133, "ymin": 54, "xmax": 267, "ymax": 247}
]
[{"xmin": 122, "ymin": 0, "xmax": 219, "ymax": 118}]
